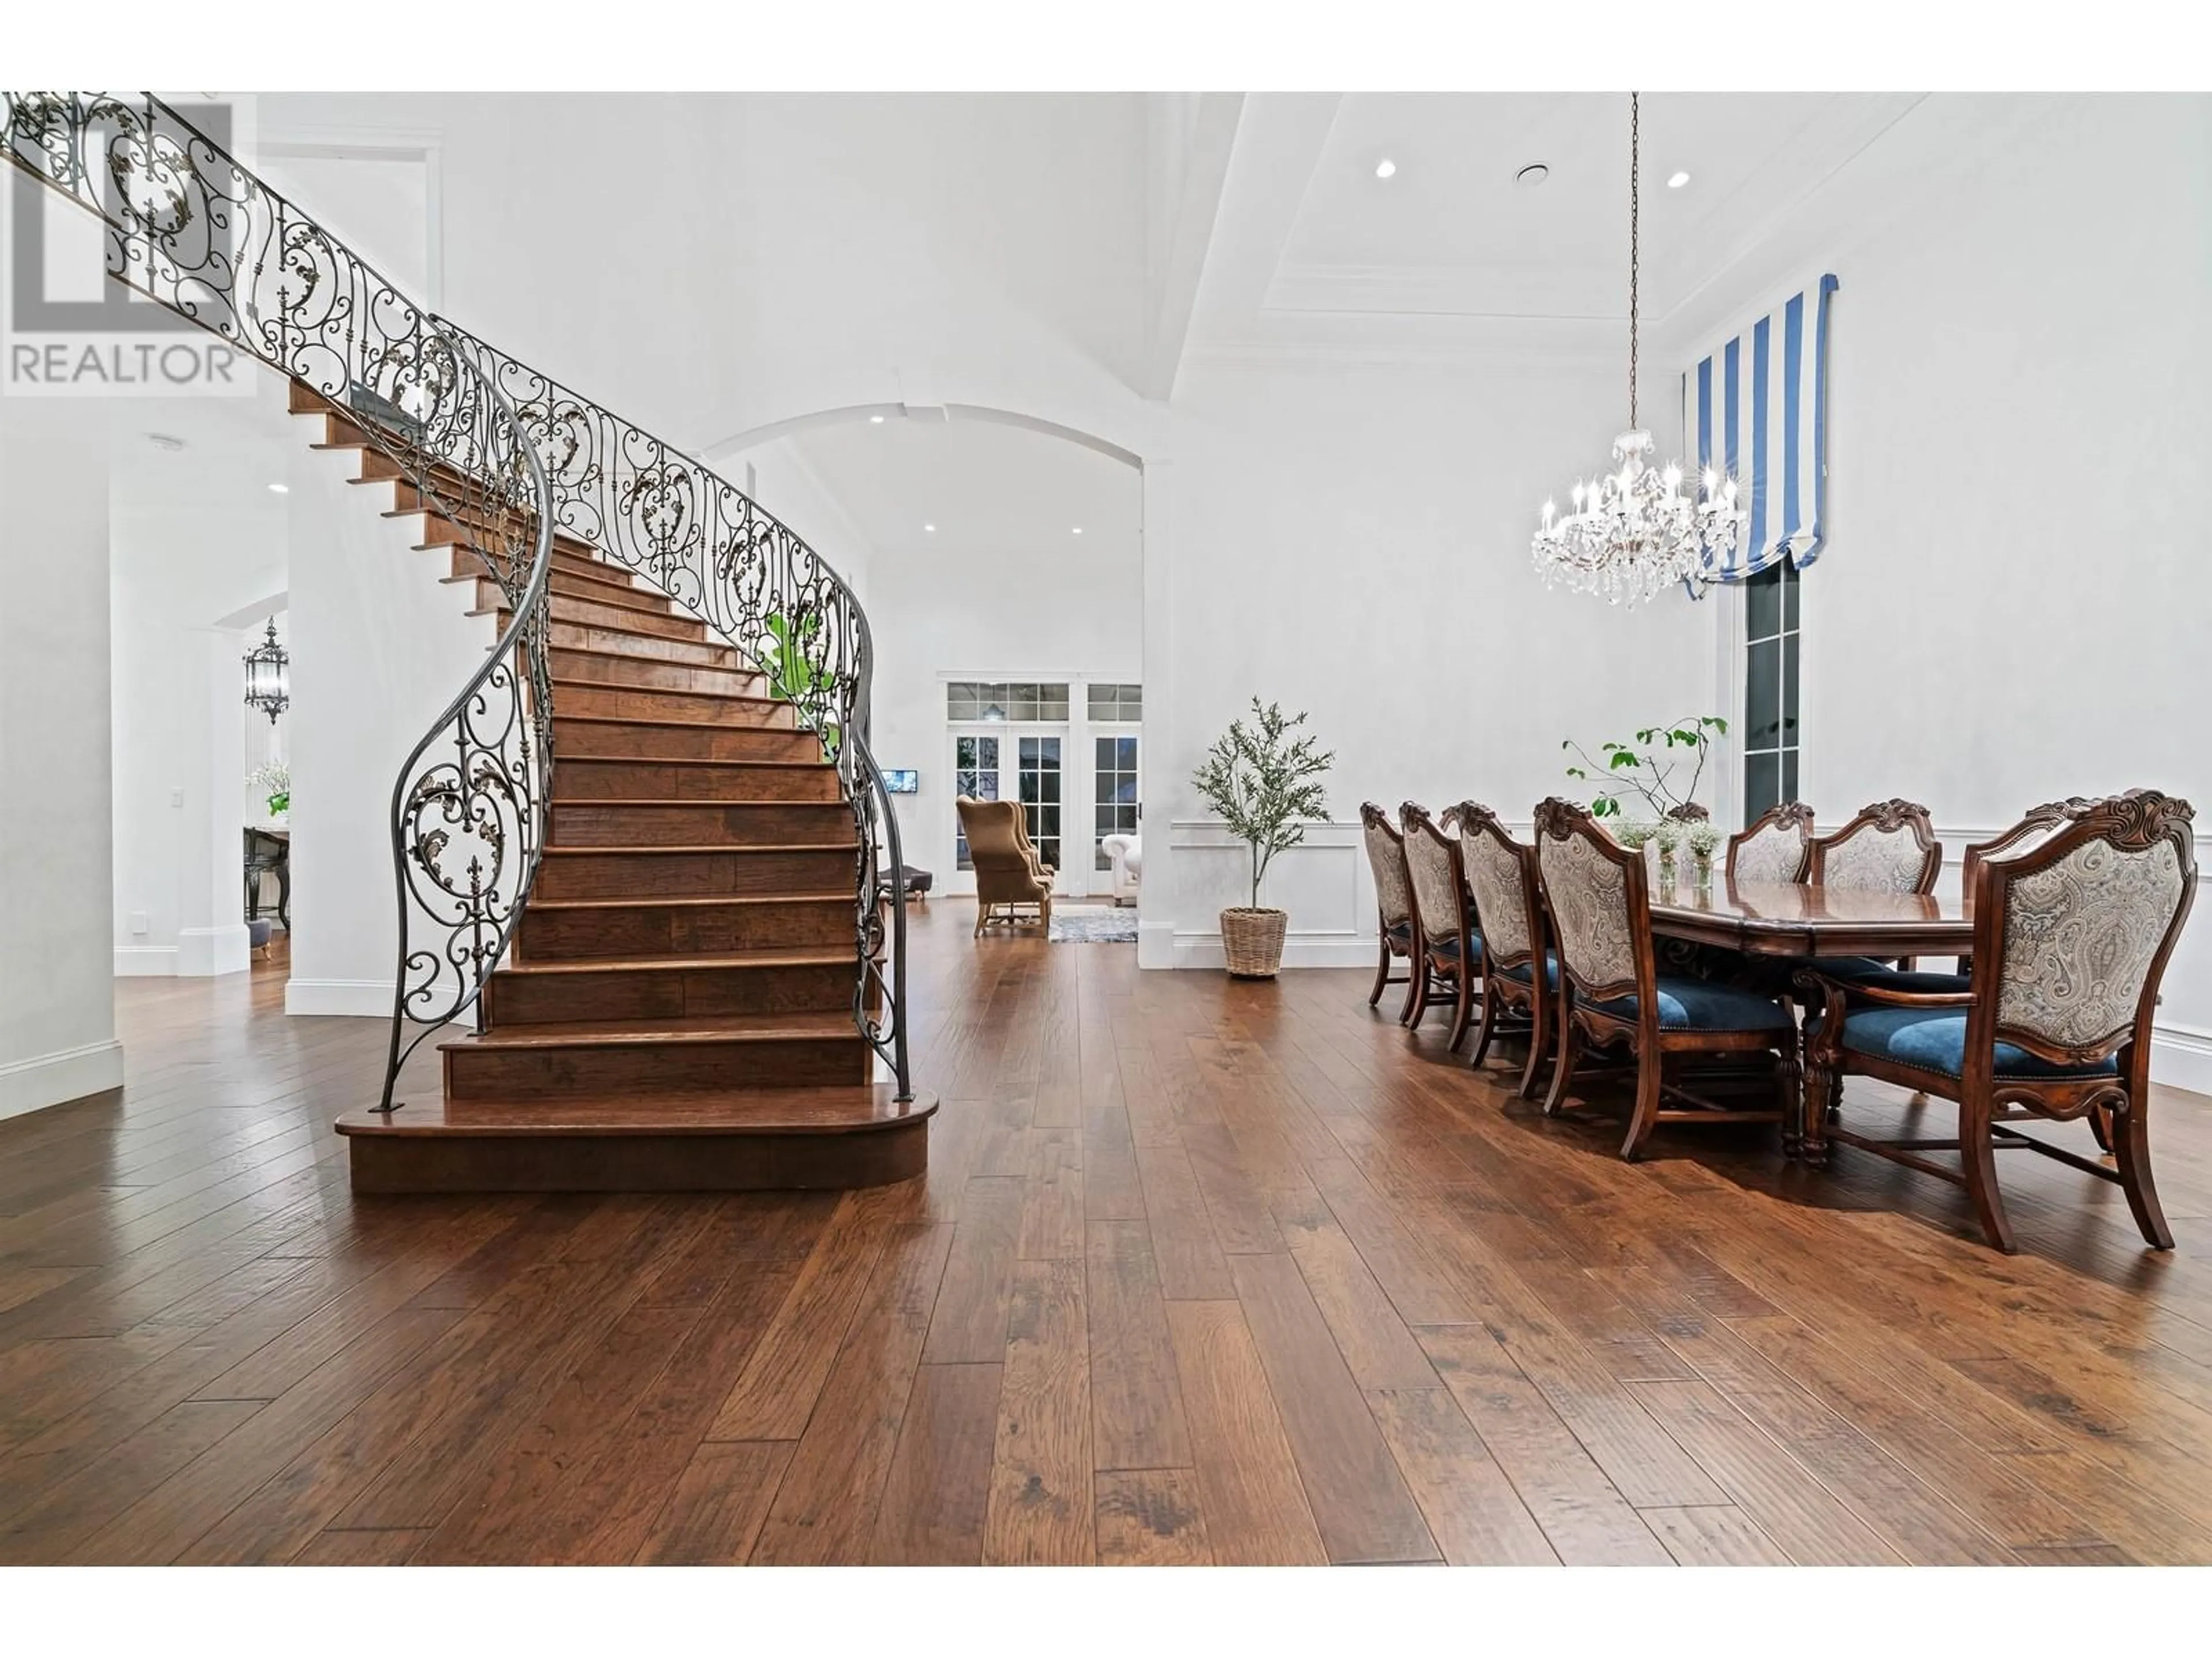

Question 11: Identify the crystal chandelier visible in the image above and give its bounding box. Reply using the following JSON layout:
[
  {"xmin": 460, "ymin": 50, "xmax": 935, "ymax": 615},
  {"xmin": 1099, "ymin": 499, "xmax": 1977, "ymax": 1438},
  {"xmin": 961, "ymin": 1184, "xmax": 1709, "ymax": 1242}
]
[
  {"xmin": 243, "ymin": 618, "xmax": 290, "ymax": 724},
  {"xmin": 1532, "ymin": 93, "xmax": 1746, "ymax": 605}
]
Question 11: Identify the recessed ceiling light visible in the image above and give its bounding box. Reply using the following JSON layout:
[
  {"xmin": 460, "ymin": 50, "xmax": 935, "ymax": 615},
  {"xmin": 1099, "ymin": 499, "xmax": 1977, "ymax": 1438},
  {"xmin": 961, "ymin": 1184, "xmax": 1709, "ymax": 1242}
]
[
  {"xmin": 1667, "ymin": 170, "xmax": 1691, "ymax": 189},
  {"xmin": 146, "ymin": 431, "xmax": 187, "ymax": 452},
  {"xmin": 1071, "ymin": 527, "xmax": 1084, "ymax": 536},
  {"xmin": 869, "ymin": 414, "xmax": 885, "ymax": 423},
  {"xmin": 1514, "ymin": 164, "xmax": 1549, "ymax": 189},
  {"xmin": 923, "ymin": 523, "xmax": 936, "ymax": 533},
  {"xmin": 267, "ymin": 483, "xmax": 288, "ymax": 494},
  {"xmin": 1374, "ymin": 158, "xmax": 1397, "ymax": 180}
]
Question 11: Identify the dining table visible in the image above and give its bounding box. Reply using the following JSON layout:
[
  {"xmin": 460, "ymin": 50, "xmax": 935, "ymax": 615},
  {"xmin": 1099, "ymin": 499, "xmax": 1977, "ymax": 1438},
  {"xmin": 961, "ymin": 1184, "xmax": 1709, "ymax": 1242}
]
[{"xmin": 1645, "ymin": 877, "xmax": 1975, "ymax": 1166}]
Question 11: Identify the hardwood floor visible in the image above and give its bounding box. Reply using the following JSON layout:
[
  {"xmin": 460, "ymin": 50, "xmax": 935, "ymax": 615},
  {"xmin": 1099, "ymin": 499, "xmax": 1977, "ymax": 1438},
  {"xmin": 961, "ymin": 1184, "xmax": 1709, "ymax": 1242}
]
[{"xmin": 5, "ymin": 907, "xmax": 2212, "ymax": 1565}]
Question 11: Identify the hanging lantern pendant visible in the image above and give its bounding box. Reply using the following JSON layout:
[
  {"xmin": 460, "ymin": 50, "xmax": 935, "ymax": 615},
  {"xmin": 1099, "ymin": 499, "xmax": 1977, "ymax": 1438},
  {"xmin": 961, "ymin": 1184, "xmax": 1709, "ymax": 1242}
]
[{"xmin": 243, "ymin": 617, "xmax": 290, "ymax": 724}]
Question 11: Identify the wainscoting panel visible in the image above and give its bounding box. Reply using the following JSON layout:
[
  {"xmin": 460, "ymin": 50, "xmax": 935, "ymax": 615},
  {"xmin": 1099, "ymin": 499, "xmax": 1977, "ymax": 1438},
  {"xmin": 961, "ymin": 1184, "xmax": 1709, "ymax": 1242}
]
[{"xmin": 1162, "ymin": 819, "xmax": 1370, "ymax": 969}]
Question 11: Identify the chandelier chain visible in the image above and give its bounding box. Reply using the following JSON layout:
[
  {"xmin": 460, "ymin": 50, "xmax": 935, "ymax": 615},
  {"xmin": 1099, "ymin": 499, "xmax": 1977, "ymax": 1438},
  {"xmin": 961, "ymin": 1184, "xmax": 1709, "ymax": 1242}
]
[{"xmin": 1629, "ymin": 90, "xmax": 1639, "ymax": 430}]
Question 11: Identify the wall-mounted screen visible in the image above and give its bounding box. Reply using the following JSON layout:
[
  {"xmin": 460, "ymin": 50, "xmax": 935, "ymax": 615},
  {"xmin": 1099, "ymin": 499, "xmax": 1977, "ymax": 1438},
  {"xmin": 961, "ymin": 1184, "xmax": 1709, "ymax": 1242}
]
[{"xmin": 882, "ymin": 768, "xmax": 920, "ymax": 794}]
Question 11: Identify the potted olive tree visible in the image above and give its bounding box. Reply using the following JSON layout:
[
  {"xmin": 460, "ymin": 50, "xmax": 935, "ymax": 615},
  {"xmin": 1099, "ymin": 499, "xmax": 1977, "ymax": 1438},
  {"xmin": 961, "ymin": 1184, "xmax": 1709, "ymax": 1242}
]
[{"xmin": 1191, "ymin": 698, "xmax": 1334, "ymax": 979}]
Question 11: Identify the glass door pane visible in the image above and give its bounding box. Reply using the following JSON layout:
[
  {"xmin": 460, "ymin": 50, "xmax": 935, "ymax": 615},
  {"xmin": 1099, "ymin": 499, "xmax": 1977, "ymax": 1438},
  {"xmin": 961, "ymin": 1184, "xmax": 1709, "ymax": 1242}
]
[
  {"xmin": 955, "ymin": 734, "xmax": 1000, "ymax": 870},
  {"xmin": 1094, "ymin": 733, "xmax": 1139, "ymax": 870},
  {"xmin": 1017, "ymin": 736, "xmax": 1062, "ymax": 870}
]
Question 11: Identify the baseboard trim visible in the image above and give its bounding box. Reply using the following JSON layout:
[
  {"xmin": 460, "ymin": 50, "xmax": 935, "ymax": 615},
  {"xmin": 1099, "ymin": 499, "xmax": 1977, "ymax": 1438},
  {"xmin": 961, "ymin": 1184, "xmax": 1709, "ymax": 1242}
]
[
  {"xmin": 114, "ymin": 945, "xmax": 179, "ymax": 977},
  {"xmin": 177, "ymin": 924, "xmax": 251, "ymax": 978},
  {"xmin": 1164, "ymin": 928, "xmax": 1374, "ymax": 972},
  {"xmin": 286, "ymin": 978, "xmax": 395, "ymax": 1018},
  {"xmin": 0, "ymin": 1039, "xmax": 126, "ymax": 1122},
  {"xmin": 2155, "ymin": 1022, "xmax": 2212, "ymax": 1100}
]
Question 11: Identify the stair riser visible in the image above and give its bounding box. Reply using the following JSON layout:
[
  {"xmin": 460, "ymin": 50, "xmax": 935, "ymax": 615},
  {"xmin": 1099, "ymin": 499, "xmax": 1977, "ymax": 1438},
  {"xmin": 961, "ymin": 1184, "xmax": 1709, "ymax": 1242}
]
[
  {"xmin": 553, "ymin": 684, "xmax": 794, "ymax": 728},
  {"xmin": 550, "ymin": 802, "xmax": 854, "ymax": 847},
  {"xmin": 445, "ymin": 1036, "xmax": 869, "ymax": 1097},
  {"xmin": 548, "ymin": 650, "xmax": 764, "ymax": 697},
  {"xmin": 548, "ymin": 597, "xmax": 710, "ymax": 641},
  {"xmin": 534, "ymin": 848, "xmax": 858, "ymax": 902},
  {"xmin": 486, "ymin": 962, "xmax": 856, "ymax": 1025},
  {"xmin": 520, "ymin": 899, "xmax": 854, "ymax": 959},
  {"xmin": 552, "ymin": 759, "xmax": 841, "ymax": 803},
  {"xmin": 476, "ymin": 572, "xmax": 677, "ymax": 616},
  {"xmin": 553, "ymin": 720, "xmax": 821, "ymax": 763},
  {"xmin": 548, "ymin": 623, "xmax": 736, "ymax": 666},
  {"xmin": 454, "ymin": 546, "xmax": 617, "ymax": 586},
  {"xmin": 346, "ymin": 1122, "xmax": 926, "ymax": 1194}
]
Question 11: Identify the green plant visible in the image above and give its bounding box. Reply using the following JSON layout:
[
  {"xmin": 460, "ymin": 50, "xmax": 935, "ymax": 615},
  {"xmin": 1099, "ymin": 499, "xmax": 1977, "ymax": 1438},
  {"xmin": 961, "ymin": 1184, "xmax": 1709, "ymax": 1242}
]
[
  {"xmin": 1562, "ymin": 714, "xmax": 1728, "ymax": 819},
  {"xmin": 1191, "ymin": 698, "xmax": 1334, "ymax": 911},
  {"xmin": 251, "ymin": 759, "xmax": 290, "ymax": 817},
  {"xmin": 1686, "ymin": 821, "xmax": 1724, "ymax": 860},
  {"xmin": 756, "ymin": 609, "xmax": 840, "ymax": 756},
  {"xmin": 1613, "ymin": 821, "xmax": 1657, "ymax": 850}
]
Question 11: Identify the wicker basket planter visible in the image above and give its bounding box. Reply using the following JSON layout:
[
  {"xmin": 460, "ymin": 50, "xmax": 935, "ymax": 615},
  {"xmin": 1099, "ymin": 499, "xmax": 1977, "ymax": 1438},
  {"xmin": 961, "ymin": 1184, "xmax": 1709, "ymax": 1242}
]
[{"xmin": 1219, "ymin": 907, "xmax": 1289, "ymax": 978}]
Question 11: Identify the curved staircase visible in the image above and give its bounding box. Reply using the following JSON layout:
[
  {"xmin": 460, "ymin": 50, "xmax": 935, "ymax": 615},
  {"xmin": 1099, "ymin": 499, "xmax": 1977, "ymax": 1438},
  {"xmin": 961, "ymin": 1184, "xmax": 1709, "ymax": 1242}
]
[{"xmin": 5, "ymin": 93, "xmax": 929, "ymax": 1193}]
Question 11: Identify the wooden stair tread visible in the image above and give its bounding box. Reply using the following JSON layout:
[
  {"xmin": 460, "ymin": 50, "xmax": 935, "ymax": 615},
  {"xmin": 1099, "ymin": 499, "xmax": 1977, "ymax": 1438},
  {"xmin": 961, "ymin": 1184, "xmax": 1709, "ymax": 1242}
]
[
  {"xmin": 502, "ymin": 948, "xmax": 857, "ymax": 975},
  {"xmin": 522, "ymin": 892, "xmax": 853, "ymax": 911},
  {"xmin": 338, "ymin": 1086, "xmax": 934, "ymax": 1138},
  {"xmin": 541, "ymin": 841, "xmax": 857, "ymax": 856},
  {"xmin": 556, "ymin": 755, "xmax": 834, "ymax": 771},
  {"xmin": 553, "ymin": 711, "xmax": 816, "ymax": 733},
  {"xmin": 441, "ymin": 1011, "xmax": 859, "ymax": 1050},
  {"xmin": 552, "ymin": 797, "xmax": 842, "ymax": 809},
  {"xmin": 550, "ymin": 675, "xmax": 782, "ymax": 706}
]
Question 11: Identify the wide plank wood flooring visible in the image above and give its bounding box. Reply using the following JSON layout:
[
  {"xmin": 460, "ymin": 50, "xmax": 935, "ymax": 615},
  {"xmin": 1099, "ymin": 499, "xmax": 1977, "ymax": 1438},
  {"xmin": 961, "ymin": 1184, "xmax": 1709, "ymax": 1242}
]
[{"xmin": 5, "ymin": 908, "xmax": 2212, "ymax": 1565}]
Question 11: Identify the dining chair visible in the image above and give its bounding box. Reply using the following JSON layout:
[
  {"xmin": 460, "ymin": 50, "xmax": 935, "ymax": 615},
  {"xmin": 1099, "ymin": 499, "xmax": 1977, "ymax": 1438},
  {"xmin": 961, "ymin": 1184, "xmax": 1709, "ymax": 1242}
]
[
  {"xmin": 1726, "ymin": 801, "xmax": 1816, "ymax": 886},
  {"xmin": 1359, "ymin": 802, "xmax": 1421, "ymax": 1024},
  {"xmin": 1533, "ymin": 798, "xmax": 1798, "ymax": 1160},
  {"xmin": 1954, "ymin": 801, "xmax": 2074, "ymax": 975},
  {"xmin": 1808, "ymin": 798, "xmax": 1942, "ymax": 972},
  {"xmin": 1801, "ymin": 791, "xmax": 2196, "ymax": 1253},
  {"xmin": 1447, "ymin": 801, "xmax": 1552, "ymax": 1097},
  {"xmin": 1400, "ymin": 802, "xmax": 1482, "ymax": 1047}
]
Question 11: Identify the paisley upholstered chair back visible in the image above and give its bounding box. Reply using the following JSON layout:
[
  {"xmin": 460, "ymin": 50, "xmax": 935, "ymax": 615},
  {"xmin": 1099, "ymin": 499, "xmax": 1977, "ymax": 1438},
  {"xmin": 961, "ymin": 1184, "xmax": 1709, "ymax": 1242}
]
[
  {"xmin": 1400, "ymin": 804, "xmax": 1465, "ymax": 946},
  {"xmin": 1451, "ymin": 805, "xmax": 1532, "ymax": 964},
  {"xmin": 1986, "ymin": 794, "xmax": 2197, "ymax": 1056},
  {"xmin": 1812, "ymin": 800, "xmax": 1940, "ymax": 895},
  {"xmin": 1534, "ymin": 799, "xmax": 1639, "ymax": 993},
  {"xmin": 1961, "ymin": 802, "xmax": 2070, "ymax": 895},
  {"xmin": 1360, "ymin": 804, "xmax": 1413, "ymax": 930},
  {"xmin": 1728, "ymin": 802, "xmax": 1814, "ymax": 886}
]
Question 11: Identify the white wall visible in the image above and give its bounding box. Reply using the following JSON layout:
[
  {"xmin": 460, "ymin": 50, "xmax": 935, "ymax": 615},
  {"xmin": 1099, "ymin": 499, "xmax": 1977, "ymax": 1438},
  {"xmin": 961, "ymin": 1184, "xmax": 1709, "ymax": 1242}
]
[
  {"xmin": 1685, "ymin": 96, "xmax": 2212, "ymax": 1090},
  {"xmin": 1, "ymin": 400, "xmax": 123, "ymax": 1119},
  {"xmin": 867, "ymin": 532, "xmax": 1142, "ymax": 891},
  {"xmin": 283, "ymin": 441, "xmax": 494, "ymax": 1017},
  {"xmin": 1143, "ymin": 356, "xmax": 1715, "ymax": 967},
  {"xmin": 109, "ymin": 501, "xmax": 286, "ymax": 976}
]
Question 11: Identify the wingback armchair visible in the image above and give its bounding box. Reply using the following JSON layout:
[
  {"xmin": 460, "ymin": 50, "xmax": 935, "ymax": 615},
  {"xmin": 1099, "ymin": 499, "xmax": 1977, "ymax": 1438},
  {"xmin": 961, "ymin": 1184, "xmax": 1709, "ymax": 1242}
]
[
  {"xmin": 1801, "ymin": 791, "xmax": 2196, "ymax": 1253},
  {"xmin": 957, "ymin": 796, "xmax": 1054, "ymax": 935}
]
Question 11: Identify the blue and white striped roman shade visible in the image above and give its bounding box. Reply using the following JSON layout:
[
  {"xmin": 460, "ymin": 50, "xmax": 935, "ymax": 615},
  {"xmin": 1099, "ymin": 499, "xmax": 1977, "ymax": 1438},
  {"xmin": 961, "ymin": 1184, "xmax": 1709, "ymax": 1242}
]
[{"xmin": 1686, "ymin": 274, "xmax": 1839, "ymax": 584}]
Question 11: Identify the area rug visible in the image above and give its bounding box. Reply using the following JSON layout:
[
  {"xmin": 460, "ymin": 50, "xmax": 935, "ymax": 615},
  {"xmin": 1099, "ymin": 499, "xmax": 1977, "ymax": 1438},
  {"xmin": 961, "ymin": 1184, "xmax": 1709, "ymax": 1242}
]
[{"xmin": 1048, "ymin": 908, "xmax": 1138, "ymax": 944}]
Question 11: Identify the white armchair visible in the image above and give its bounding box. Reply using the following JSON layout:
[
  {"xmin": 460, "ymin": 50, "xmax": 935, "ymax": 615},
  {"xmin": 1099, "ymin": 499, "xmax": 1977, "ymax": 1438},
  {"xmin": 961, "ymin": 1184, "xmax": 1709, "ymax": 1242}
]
[{"xmin": 1101, "ymin": 833, "xmax": 1142, "ymax": 906}]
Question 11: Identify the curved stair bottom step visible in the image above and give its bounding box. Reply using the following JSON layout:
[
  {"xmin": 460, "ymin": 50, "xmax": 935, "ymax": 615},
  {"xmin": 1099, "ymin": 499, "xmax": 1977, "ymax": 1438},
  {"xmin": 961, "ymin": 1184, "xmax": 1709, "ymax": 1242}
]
[{"xmin": 336, "ymin": 1086, "xmax": 936, "ymax": 1193}]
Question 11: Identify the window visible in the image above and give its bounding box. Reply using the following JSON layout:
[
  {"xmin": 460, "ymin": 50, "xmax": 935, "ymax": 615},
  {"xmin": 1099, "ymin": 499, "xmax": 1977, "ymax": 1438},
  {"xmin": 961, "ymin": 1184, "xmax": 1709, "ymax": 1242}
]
[
  {"xmin": 954, "ymin": 734, "xmax": 999, "ymax": 870},
  {"xmin": 948, "ymin": 681, "xmax": 1069, "ymax": 721},
  {"xmin": 1087, "ymin": 682, "xmax": 1142, "ymax": 721},
  {"xmin": 1017, "ymin": 736, "xmax": 1062, "ymax": 870},
  {"xmin": 1742, "ymin": 561, "xmax": 1801, "ymax": 822},
  {"xmin": 1094, "ymin": 735, "xmax": 1139, "ymax": 870}
]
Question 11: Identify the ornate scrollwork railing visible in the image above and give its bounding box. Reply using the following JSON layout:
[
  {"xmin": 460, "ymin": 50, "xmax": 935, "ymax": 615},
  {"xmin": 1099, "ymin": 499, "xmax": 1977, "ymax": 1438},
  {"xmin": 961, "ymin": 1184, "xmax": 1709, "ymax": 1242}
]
[
  {"xmin": 1, "ymin": 91, "xmax": 910, "ymax": 1106},
  {"xmin": 1, "ymin": 90, "xmax": 554, "ymax": 1105}
]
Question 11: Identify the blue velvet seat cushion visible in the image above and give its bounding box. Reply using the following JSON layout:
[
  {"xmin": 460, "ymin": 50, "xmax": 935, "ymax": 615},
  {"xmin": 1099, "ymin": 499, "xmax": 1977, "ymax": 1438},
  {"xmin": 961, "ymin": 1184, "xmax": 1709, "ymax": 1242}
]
[
  {"xmin": 1586, "ymin": 976, "xmax": 1793, "ymax": 1033},
  {"xmin": 1385, "ymin": 920, "xmax": 1413, "ymax": 945},
  {"xmin": 1836, "ymin": 1006, "xmax": 2118, "ymax": 1081},
  {"xmin": 1430, "ymin": 930, "xmax": 1483, "ymax": 962},
  {"xmin": 1499, "ymin": 952, "xmax": 1559, "ymax": 988}
]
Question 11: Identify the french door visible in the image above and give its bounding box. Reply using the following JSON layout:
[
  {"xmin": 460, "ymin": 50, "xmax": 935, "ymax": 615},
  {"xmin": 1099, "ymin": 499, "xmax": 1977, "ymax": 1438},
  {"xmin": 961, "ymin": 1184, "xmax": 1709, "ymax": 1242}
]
[{"xmin": 953, "ymin": 726, "xmax": 1067, "ymax": 893}]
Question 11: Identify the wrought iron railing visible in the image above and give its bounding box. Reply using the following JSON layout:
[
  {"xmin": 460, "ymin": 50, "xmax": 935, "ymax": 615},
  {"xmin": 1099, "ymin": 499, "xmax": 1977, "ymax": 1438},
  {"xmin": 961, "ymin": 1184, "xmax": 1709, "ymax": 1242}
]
[{"xmin": 2, "ymin": 91, "xmax": 910, "ymax": 1104}]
